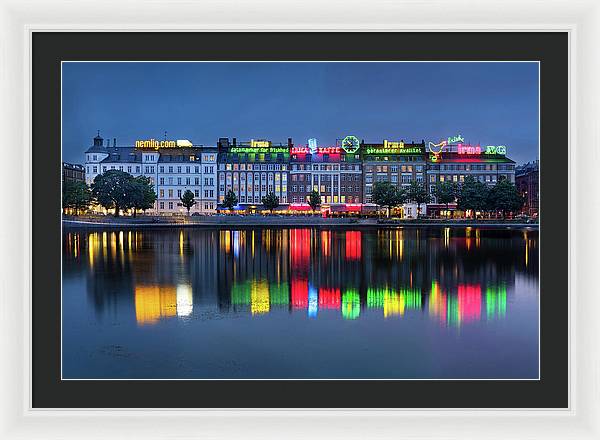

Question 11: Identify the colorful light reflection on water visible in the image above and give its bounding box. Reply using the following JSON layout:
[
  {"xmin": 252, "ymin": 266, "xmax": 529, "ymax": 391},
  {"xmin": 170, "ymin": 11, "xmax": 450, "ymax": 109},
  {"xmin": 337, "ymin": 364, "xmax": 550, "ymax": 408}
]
[{"xmin": 62, "ymin": 226, "xmax": 539, "ymax": 379}]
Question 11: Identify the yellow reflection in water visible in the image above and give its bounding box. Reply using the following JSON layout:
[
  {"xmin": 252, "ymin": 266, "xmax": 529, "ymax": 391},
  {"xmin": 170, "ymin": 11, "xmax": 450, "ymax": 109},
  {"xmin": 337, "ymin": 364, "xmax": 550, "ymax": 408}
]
[
  {"xmin": 465, "ymin": 227, "xmax": 472, "ymax": 251},
  {"xmin": 384, "ymin": 291, "xmax": 405, "ymax": 317},
  {"xmin": 251, "ymin": 279, "xmax": 270, "ymax": 315},
  {"xmin": 88, "ymin": 232, "xmax": 100, "ymax": 268},
  {"xmin": 523, "ymin": 231, "xmax": 529, "ymax": 267},
  {"xmin": 134, "ymin": 285, "xmax": 177, "ymax": 325}
]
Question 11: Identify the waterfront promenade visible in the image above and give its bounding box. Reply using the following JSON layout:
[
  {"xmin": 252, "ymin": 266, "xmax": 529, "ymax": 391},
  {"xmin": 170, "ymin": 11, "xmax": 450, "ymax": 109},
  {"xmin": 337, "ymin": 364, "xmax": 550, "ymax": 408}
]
[{"xmin": 62, "ymin": 215, "xmax": 538, "ymax": 229}]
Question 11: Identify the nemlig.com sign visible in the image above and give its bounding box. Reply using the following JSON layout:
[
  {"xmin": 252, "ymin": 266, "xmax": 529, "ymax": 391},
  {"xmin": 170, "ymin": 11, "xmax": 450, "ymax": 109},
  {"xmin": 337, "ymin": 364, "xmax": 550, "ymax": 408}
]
[{"xmin": 135, "ymin": 139, "xmax": 193, "ymax": 150}]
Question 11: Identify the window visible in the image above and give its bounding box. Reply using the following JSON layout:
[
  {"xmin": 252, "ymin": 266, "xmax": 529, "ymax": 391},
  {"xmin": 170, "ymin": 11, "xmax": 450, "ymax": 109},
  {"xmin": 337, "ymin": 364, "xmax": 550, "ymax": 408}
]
[
  {"xmin": 93, "ymin": 166, "xmax": 97, "ymax": 173},
  {"xmin": 168, "ymin": 166, "xmax": 173, "ymax": 173},
  {"xmin": 128, "ymin": 166, "xmax": 132, "ymax": 173},
  {"xmin": 186, "ymin": 178, "xmax": 191, "ymax": 185},
  {"xmin": 168, "ymin": 202, "xmax": 173, "ymax": 209},
  {"xmin": 177, "ymin": 190, "xmax": 182, "ymax": 197},
  {"xmin": 177, "ymin": 177, "xmax": 182, "ymax": 185},
  {"xmin": 159, "ymin": 166, "xmax": 164, "ymax": 173},
  {"xmin": 159, "ymin": 202, "xmax": 164, "ymax": 209},
  {"xmin": 194, "ymin": 190, "xmax": 199, "ymax": 197},
  {"xmin": 168, "ymin": 189, "xmax": 173, "ymax": 197},
  {"xmin": 186, "ymin": 166, "xmax": 190, "ymax": 173},
  {"xmin": 177, "ymin": 166, "xmax": 182, "ymax": 173}
]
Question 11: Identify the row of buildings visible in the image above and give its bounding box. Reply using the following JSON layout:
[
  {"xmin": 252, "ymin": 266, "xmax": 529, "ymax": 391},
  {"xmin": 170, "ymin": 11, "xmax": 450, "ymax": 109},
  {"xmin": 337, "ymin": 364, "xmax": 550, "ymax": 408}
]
[{"xmin": 79, "ymin": 133, "xmax": 537, "ymax": 217}]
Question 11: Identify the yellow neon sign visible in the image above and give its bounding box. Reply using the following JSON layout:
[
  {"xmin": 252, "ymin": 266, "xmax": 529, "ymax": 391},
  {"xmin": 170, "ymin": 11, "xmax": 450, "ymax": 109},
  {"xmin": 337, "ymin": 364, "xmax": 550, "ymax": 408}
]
[{"xmin": 251, "ymin": 140, "xmax": 271, "ymax": 149}]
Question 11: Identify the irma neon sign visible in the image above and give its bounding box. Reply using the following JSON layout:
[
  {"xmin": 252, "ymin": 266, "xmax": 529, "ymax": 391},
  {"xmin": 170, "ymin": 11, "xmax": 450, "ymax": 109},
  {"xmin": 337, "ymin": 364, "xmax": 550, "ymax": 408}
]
[
  {"xmin": 135, "ymin": 139, "xmax": 193, "ymax": 150},
  {"xmin": 365, "ymin": 139, "xmax": 422, "ymax": 155}
]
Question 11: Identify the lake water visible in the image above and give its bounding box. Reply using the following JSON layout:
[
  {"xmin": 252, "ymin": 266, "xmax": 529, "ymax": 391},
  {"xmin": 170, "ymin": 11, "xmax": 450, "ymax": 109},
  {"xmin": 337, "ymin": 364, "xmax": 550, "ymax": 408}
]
[{"xmin": 62, "ymin": 226, "xmax": 539, "ymax": 379}]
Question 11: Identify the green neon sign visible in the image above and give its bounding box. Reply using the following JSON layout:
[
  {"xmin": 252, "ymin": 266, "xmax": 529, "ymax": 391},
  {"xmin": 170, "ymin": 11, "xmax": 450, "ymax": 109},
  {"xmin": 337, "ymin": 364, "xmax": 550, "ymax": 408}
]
[
  {"xmin": 365, "ymin": 147, "xmax": 422, "ymax": 155},
  {"xmin": 230, "ymin": 147, "xmax": 288, "ymax": 154},
  {"xmin": 341, "ymin": 135, "xmax": 360, "ymax": 153}
]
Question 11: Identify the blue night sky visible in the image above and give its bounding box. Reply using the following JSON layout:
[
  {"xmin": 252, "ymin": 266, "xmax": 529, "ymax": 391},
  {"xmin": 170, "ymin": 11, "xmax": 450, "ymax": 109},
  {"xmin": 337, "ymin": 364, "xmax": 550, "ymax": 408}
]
[{"xmin": 62, "ymin": 62, "xmax": 539, "ymax": 165}]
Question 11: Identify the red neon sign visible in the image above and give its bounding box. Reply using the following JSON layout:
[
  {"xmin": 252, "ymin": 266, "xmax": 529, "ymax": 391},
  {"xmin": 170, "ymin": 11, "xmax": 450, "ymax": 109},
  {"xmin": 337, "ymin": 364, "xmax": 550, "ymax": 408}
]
[
  {"xmin": 457, "ymin": 143, "xmax": 482, "ymax": 155},
  {"xmin": 317, "ymin": 147, "xmax": 341, "ymax": 154},
  {"xmin": 291, "ymin": 147, "xmax": 309, "ymax": 154}
]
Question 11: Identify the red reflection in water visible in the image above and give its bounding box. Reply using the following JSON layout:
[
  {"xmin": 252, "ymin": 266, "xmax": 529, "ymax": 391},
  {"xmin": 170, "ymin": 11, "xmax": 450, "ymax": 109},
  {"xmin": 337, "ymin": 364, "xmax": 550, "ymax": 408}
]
[
  {"xmin": 345, "ymin": 231, "xmax": 362, "ymax": 260},
  {"xmin": 290, "ymin": 229, "xmax": 311, "ymax": 273},
  {"xmin": 318, "ymin": 287, "xmax": 341, "ymax": 309},
  {"xmin": 291, "ymin": 278, "xmax": 308, "ymax": 309},
  {"xmin": 457, "ymin": 284, "xmax": 482, "ymax": 323}
]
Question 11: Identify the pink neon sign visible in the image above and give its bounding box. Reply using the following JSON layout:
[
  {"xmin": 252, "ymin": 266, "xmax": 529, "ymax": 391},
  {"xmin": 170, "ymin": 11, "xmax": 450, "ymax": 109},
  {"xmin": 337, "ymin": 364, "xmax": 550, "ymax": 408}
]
[{"xmin": 457, "ymin": 143, "xmax": 482, "ymax": 155}]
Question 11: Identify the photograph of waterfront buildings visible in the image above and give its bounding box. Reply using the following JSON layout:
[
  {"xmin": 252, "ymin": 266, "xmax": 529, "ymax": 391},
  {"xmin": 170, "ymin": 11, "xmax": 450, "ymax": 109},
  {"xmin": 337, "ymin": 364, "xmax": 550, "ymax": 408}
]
[{"xmin": 62, "ymin": 62, "xmax": 539, "ymax": 379}]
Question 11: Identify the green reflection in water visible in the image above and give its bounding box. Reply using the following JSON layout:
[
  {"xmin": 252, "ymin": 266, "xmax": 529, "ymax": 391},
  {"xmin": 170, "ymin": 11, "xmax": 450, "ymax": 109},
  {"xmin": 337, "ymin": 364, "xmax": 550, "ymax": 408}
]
[
  {"xmin": 342, "ymin": 289, "xmax": 360, "ymax": 320},
  {"xmin": 486, "ymin": 284, "xmax": 507, "ymax": 320},
  {"xmin": 270, "ymin": 283, "xmax": 289, "ymax": 306}
]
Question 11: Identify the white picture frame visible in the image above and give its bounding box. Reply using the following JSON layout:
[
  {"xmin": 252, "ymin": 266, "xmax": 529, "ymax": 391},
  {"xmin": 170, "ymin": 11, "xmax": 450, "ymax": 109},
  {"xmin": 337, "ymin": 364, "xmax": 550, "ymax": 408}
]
[{"xmin": 0, "ymin": 0, "xmax": 594, "ymax": 438}]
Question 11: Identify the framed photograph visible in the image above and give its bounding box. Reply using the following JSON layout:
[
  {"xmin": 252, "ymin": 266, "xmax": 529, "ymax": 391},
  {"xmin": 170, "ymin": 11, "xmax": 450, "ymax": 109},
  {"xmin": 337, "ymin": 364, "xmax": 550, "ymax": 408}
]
[{"xmin": 1, "ymin": 0, "xmax": 596, "ymax": 438}]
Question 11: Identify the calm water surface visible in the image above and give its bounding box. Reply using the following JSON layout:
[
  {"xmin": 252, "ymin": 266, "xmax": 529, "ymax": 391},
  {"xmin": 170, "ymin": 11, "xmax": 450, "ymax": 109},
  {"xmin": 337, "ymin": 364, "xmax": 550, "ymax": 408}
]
[{"xmin": 62, "ymin": 226, "xmax": 539, "ymax": 379}]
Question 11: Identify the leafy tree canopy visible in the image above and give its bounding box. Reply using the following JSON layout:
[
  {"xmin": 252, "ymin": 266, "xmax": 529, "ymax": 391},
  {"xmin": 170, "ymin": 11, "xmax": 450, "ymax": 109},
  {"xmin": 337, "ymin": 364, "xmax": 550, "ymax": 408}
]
[
  {"xmin": 261, "ymin": 192, "xmax": 280, "ymax": 213},
  {"xmin": 91, "ymin": 170, "xmax": 134, "ymax": 217},
  {"xmin": 180, "ymin": 189, "xmax": 196, "ymax": 215},
  {"xmin": 63, "ymin": 180, "xmax": 92, "ymax": 215},
  {"xmin": 223, "ymin": 190, "xmax": 238, "ymax": 211},
  {"xmin": 128, "ymin": 175, "xmax": 157, "ymax": 216},
  {"xmin": 308, "ymin": 190, "xmax": 321, "ymax": 212}
]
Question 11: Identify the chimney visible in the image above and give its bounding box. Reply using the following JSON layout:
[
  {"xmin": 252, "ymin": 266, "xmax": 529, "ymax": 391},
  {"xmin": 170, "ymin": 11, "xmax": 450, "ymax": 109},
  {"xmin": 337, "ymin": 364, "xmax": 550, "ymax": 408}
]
[
  {"xmin": 288, "ymin": 137, "xmax": 293, "ymax": 147},
  {"xmin": 232, "ymin": 137, "xmax": 237, "ymax": 146},
  {"xmin": 114, "ymin": 138, "xmax": 117, "ymax": 147}
]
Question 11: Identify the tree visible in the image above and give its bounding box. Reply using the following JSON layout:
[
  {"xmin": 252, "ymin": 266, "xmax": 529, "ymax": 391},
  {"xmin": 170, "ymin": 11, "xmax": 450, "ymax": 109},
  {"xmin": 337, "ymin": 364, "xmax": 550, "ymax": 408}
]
[
  {"xmin": 261, "ymin": 192, "xmax": 280, "ymax": 213},
  {"xmin": 487, "ymin": 179, "xmax": 524, "ymax": 218},
  {"xmin": 433, "ymin": 181, "xmax": 458, "ymax": 217},
  {"xmin": 371, "ymin": 181, "xmax": 406, "ymax": 217},
  {"xmin": 180, "ymin": 189, "xmax": 196, "ymax": 215},
  {"xmin": 307, "ymin": 190, "xmax": 321, "ymax": 213},
  {"xmin": 91, "ymin": 170, "xmax": 134, "ymax": 217},
  {"xmin": 457, "ymin": 176, "xmax": 489, "ymax": 218},
  {"xmin": 62, "ymin": 181, "xmax": 92, "ymax": 215},
  {"xmin": 406, "ymin": 180, "xmax": 431, "ymax": 217},
  {"xmin": 222, "ymin": 189, "xmax": 238, "ymax": 212},
  {"xmin": 129, "ymin": 175, "xmax": 157, "ymax": 217}
]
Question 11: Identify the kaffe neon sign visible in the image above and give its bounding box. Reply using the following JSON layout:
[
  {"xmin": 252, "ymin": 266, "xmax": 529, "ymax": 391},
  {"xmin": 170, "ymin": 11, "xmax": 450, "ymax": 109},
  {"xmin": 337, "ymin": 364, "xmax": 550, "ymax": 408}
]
[
  {"xmin": 290, "ymin": 145, "xmax": 342, "ymax": 154},
  {"xmin": 135, "ymin": 139, "xmax": 193, "ymax": 150}
]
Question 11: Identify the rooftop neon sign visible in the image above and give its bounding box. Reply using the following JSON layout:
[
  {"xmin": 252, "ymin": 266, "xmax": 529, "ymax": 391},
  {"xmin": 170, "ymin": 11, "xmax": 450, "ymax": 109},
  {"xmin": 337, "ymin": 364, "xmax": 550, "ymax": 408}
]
[
  {"xmin": 366, "ymin": 140, "xmax": 423, "ymax": 155},
  {"xmin": 250, "ymin": 139, "xmax": 271, "ymax": 149},
  {"xmin": 230, "ymin": 146, "xmax": 288, "ymax": 154},
  {"xmin": 135, "ymin": 139, "xmax": 194, "ymax": 150},
  {"xmin": 457, "ymin": 144, "xmax": 507, "ymax": 155},
  {"xmin": 447, "ymin": 135, "xmax": 464, "ymax": 144},
  {"xmin": 341, "ymin": 135, "xmax": 360, "ymax": 153}
]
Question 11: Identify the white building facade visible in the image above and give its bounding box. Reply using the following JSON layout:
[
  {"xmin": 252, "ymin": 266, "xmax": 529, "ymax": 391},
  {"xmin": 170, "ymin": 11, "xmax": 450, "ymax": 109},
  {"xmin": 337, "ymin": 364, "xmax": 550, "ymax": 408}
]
[{"xmin": 84, "ymin": 134, "xmax": 218, "ymax": 214}]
